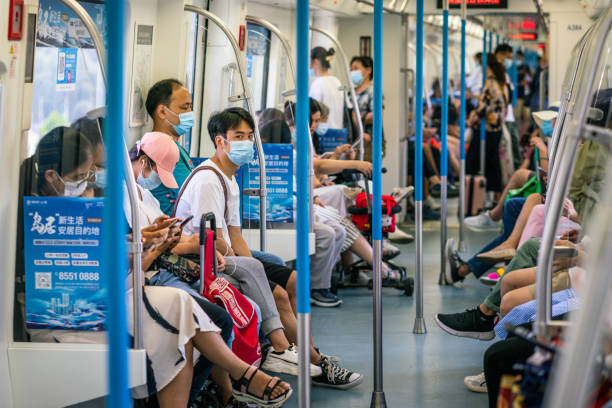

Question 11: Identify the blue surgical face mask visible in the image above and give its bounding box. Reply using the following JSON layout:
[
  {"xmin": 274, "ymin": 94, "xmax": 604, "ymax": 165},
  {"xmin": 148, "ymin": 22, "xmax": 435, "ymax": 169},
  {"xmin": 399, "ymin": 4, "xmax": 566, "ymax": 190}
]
[
  {"xmin": 291, "ymin": 128, "xmax": 297, "ymax": 143},
  {"xmin": 137, "ymin": 160, "xmax": 162, "ymax": 190},
  {"xmin": 503, "ymin": 59, "xmax": 513, "ymax": 69},
  {"xmin": 350, "ymin": 69, "xmax": 364, "ymax": 86},
  {"xmin": 541, "ymin": 120, "xmax": 554, "ymax": 136},
  {"xmin": 309, "ymin": 68, "xmax": 316, "ymax": 78},
  {"xmin": 93, "ymin": 169, "xmax": 107, "ymax": 189},
  {"xmin": 167, "ymin": 109, "xmax": 194, "ymax": 136},
  {"xmin": 226, "ymin": 140, "xmax": 254, "ymax": 167},
  {"xmin": 315, "ymin": 123, "xmax": 329, "ymax": 136}
]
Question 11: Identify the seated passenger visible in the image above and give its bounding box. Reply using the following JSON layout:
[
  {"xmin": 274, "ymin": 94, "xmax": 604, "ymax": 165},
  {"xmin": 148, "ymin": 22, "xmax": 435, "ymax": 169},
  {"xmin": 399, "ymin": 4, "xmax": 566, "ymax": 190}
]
[
  {"xmin": 144, "ymin": 78, "xmax": 195, "ymax": 215},
  {"xmin": 174, "ymin": 107, "xmax": 364, "ymax": 389},
  {"xmin": 127, "ymin": 132, "xmax": 321, "ymax": 381},
  {"xmin": 19, "ymin": 127, "xmax": 292, "ymax": 407}
]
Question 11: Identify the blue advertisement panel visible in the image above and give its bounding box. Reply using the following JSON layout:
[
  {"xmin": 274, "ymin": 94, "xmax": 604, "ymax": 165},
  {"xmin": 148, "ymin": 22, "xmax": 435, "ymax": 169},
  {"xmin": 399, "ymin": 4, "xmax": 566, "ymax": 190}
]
[
  {"xmin": 24, "ymin": 197, "xmax": 106, "ymax": 331},
  {"xmin": 56, "ymin": 47, "xmax": 77, "ymax": 91},
  {"xmin": 242, "ymin": 144, "xmax": 293, "ymax": 223},
  {"xmin": 318, "ymin": 128, "xmax": 348, "ymax": 153},
  {"xmin": 37, "ymin": 0, "xmax": 107, "ymax": 49}
]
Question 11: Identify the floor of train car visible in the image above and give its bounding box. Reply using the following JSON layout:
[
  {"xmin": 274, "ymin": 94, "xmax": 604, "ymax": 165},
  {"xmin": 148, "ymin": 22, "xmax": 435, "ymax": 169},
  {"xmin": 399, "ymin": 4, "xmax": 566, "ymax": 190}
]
[{"xmin": 282, "ymin": 203, "xmax": 495, "ymax": 408}]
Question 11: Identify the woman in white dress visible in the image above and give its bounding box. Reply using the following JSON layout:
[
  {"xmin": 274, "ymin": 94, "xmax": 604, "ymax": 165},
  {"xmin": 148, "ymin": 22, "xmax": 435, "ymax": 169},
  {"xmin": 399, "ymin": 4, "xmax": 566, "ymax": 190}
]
[{"xmin": 309, "ymin": 47, "xmax": 345, "ymax": 131}]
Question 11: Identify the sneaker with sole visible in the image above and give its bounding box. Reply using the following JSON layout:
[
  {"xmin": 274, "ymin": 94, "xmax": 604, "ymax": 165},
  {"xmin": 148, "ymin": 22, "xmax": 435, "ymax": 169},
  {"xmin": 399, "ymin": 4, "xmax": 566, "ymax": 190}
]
[
  {"xmin": 479, "ymin": 272, "xmax": 500, "ymax": 286},
  {"xmin": 423, "ymin": 205, "xmax": 441, "ymax": 220},
  {"xmin": 261, "ymin": 344, "xmax": 323, "ymax": 376},
  {"xmin": 388, "ymin": 227, "xmax": 414, "ymax": 244},
  {"xmin": 424, "ymin": 194, "xmax": 441, "ymax": 211},
  {"xmin": 391, "ymin": 186, "xmax": 414, "ymax": 204},
  {"xmin": 315, "ymin": 347, "xmax": 340, "ymax": 363},
  {"xmin": 464, "ymin": 372, "xmax": 488, "ymax": 393},
  {"xmin": 310, "ymin": 289, "xmax": 342, "ymax": 307},
  {"xmin": 312, "ymin": 356, "xmax": 364, "ymax": 390},
  {"xmin": 434, "ymin": 307, "xmax": 496, "ymax": 340},
  {"xmin": 444, "ymin": 238, "xmax": 465, "ymax": 284},
  {"xmin": 465, "ymin": 211, "xmax": 502, "ymax": 231}
]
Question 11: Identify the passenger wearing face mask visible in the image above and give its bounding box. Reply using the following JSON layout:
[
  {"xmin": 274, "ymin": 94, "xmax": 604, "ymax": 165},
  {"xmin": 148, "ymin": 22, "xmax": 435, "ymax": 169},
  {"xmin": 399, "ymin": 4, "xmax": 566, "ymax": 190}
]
[
  {"xmin": 71, "ymin": 113, "xmax": 106, "ymax": 195},
  {"xmin": 145, "ymin": 79, "xmax": 196, "ymax": 215},
  {"xmin": 175, "ymin": 107, "xmax": 364, "ymax": 389},
  {"xmin": 349, "ymin": 55, "xmax": 385, "ymax": 162},
  {"xmin": 13, "ymin": 127, "xmax": 95, "ymax": 340},
  {"xmin": 495, "ymin": 43, "xmax": 522, "ymax": 170},
  {"xmin": 309, "ymin": 47, "xmax": 345, "ymax": 129}
]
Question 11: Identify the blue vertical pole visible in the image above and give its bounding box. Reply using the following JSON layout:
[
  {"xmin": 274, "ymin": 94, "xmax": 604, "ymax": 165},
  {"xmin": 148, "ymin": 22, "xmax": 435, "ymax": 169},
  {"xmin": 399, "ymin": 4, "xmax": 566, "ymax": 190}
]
[
  {"xmin": 488, "ymin": 31, "xmax": 492, "ymax": 52},
  {"xmin": 496, "ymin": 33, "xmax": 500, "ymax": 48},
  {"xmin": 296, "ymin": 1, "xmax": 311, "ymax": 407},
  {"xmin": 458, "ymin": 0, "xmax": 467, "ymax": 251},
  {"xmin": 413, "ymin": 0, "xmax": 426, "ymax": 334},
  {"xmin": 370, "ymin": 0, "xmax": 387, "ymax": 406},
  {"xmin": 512, "ymin": 44, "xmax": 518, "ymax": 109},
  {"xmin": 480, "ymin": 31, "xmax": 487, "ymax": 176},
  {"xmin": 439, "ymin": 0, "xmax": 449, "ymax": 283},
  {"xmin": 105, "ymin": 0, "xmax": 129, "ymax": 406}
]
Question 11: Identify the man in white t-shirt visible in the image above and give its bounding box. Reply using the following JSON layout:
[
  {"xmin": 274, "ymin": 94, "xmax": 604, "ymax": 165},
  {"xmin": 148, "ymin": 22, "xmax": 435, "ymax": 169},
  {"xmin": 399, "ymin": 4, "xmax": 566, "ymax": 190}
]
[{"xmin": 175, "ymin": 107, "xmax": 363, "ymax": 389}]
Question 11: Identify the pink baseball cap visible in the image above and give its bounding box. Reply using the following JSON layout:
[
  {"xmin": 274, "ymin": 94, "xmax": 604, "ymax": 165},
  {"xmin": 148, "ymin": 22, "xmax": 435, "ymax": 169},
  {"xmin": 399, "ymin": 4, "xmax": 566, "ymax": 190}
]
[{"xmin": 139, "ymin": 132, "xmax": 180, "ymax": 189}]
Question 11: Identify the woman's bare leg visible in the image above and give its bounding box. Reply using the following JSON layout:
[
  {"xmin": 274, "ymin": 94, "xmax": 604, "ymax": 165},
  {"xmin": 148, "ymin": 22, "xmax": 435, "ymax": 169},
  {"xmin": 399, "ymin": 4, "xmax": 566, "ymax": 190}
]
[
  {"xmin": 156, "ymin": 341, "xmax": 193, "ymax": 408},
  {"xmin": 191, "ymin": 331, "xmax": 291, "ymax": 399},
  {"xmin": 491, "ymin": 193, "xmax": 543, "ymax": 250},
  {"xmin": 500, "ymin": 267, "xmax": 536, "ymax": 297}
]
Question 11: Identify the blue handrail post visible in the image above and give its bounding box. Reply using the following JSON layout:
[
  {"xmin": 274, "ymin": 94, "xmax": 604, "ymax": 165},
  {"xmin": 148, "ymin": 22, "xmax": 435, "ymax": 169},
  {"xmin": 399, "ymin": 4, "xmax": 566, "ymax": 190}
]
[
  {"xmin": 480, "ymin": 31, "xmax": 487, "ymax": 177},
  {"xmin": 413, "ymin": 0, "xmax": 426, "ymax": 335},
  {"xmin": 105, "ymin": 0, "xmax": 129, "ymax": 406},
  {"xmin": 512, "ymin": 44, "xmax": 518, "ymax": 109},
  {"xmin": 458, "ymin": 0, "xmax": 467, "ymax": 252},
  {"xmin": 296, "ymin": 1, "xmax": 311, "ymax": 407},
  {"xmin": 488, "ymin": 30, "xmax": 492, "ymax": 52},
  {"xmin": 439, "ymin": 0, "xmax": 449, "ymax": 284},
  {"xmin": 370, "ymin": 0, "xmax": 387, "ymax": 406},
  {"xmin": 496, "ymin": 33, "xmax": 500, "ymax": 48}
]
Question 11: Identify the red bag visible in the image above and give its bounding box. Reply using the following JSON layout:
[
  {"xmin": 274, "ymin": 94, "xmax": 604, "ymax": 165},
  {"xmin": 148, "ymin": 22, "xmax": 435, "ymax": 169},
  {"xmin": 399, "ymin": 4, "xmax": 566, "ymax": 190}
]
[
  {"xmin": 351, "ymin": 192, "xmax": 398, "ymax": 234},
  {"xmin": 200, "ymin": 215, "xmax": 262, "ymax": 367}
]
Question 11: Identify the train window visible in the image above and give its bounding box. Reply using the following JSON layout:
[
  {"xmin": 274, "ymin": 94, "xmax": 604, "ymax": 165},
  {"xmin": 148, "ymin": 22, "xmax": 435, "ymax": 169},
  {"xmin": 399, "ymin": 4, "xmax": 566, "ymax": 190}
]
[{"xmin": 246, "ymin": 22, "xmax": 271, "ymax": 112}]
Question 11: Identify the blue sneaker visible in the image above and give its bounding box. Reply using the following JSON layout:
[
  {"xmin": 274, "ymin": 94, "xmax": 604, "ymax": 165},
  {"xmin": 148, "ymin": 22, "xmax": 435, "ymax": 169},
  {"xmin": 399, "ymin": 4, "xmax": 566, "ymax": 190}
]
[{"xmin": 310, "ymin": 289, "xmax": 342, "ymax": 307}]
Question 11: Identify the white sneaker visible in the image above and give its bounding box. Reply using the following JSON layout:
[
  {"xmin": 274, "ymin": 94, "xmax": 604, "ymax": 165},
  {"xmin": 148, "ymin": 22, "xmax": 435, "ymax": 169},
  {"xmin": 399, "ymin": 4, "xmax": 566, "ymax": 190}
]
[
  {"xmin": 261, "ymin": 344, "xmax": 323, "ymax": 377},
  {"xmin": 464, "ymin": 372, "xmax": 487, "ymax": 393},
  {"xmin": 464, "ymin": 211, "xmax": 502, "ymax": 231},
  {"xmin": 424, "ymin": 195, "xmax": 440, "ymax": 211},
  {"xmin": 391, "ymin": 186, "xmax": 414, "ymax": 204},
  {"xmin": 388, "ymin": 228, "xmax": 414, "ymax": 244}
]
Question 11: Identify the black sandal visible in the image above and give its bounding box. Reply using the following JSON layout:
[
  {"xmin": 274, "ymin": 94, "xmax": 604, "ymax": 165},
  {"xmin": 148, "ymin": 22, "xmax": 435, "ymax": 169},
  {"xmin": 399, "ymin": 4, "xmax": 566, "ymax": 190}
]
[{"xmin": 231, "ymin": 365, "xmax": 293, "ymax": 407}]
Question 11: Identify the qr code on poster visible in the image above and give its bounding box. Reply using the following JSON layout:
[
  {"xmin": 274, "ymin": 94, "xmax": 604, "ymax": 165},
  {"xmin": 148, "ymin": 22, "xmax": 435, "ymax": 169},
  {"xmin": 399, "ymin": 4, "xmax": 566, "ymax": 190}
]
[{"xmin": 35, "ymin": 272, "xmax": 52, "ymax": 289}]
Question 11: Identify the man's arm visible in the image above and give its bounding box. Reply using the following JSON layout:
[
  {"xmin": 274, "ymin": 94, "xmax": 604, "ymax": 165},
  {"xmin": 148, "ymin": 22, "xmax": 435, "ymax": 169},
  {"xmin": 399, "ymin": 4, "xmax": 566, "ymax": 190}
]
[{"xmin": 228, "ymin": 226, "xmax": 252, "ymax": 257}]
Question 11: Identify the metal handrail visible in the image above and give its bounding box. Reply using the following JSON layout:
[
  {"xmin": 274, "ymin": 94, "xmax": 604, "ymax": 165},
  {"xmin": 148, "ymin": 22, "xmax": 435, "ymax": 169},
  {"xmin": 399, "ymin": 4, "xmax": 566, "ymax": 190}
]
[
  {"xmin": 544, "ymin": 164, "xmax": 612, "ymax": 407},
  {"xmin": 245, "ymin": 15, "xmax": 315, "ymax": 234},
  {"xmin": 309, "ymin": 26, "xmax": 365, "ymax": 161},
  {"xmin": 185, "ymin": 5, "xmax": 267, "ymax": 251},
  {"xmin": 535, "ymin": 9, "xmax": 612, "ymax": 338},
  {"xmin": 549, "ymin": 34, "xmax": 590, "ymax": 175},
  {"xmin": 539, "ymin": 67, "xmax": 549, "ymax": 111},
  {"xmin": 59, "ymin": 0, "xmax": 143, "ymax": 350}
]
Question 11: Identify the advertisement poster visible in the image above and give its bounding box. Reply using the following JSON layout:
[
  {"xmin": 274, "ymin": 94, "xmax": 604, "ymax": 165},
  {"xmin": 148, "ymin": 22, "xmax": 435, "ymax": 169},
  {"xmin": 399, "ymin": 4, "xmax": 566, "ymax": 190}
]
[
  {"xmin": 242, "ymin": 144, "xmax": 293, "ymax": 223},
  {"xmin": 318, "ymin": 128, "xmax": 348, "ymax": 153},
  {"xmin": 36, "ymin": 0, "xmax": 107, "ymax": 49},
  {"xmin": 56, "ymin": 47, "xmax": 77, "ymax": 91},
  {"xmin": 24, "ymin": 197, "xmax": 106, "ymax": 331}
]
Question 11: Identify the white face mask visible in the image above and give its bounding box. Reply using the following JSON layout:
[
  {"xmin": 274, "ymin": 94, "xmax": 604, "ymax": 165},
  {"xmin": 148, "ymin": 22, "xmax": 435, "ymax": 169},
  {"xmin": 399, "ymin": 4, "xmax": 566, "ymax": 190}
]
[{"xmin": 56, "ymin": 174, "xmax": 89, "ymax": 197}]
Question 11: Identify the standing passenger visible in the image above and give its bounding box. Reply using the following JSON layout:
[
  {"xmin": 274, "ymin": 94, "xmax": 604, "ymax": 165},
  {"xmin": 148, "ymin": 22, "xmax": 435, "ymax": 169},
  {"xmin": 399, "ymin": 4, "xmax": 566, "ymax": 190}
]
[{"xmin": 309, "ymin": 47, "xmax": 345, "ymax": 130}]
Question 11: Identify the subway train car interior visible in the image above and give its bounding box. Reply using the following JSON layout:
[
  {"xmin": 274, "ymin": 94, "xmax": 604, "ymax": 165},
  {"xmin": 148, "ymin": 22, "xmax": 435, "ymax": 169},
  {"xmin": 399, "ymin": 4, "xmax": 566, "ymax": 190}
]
[{"xmin": 2, "ymin": 0, "xmax": 612, "ymax": 407}]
